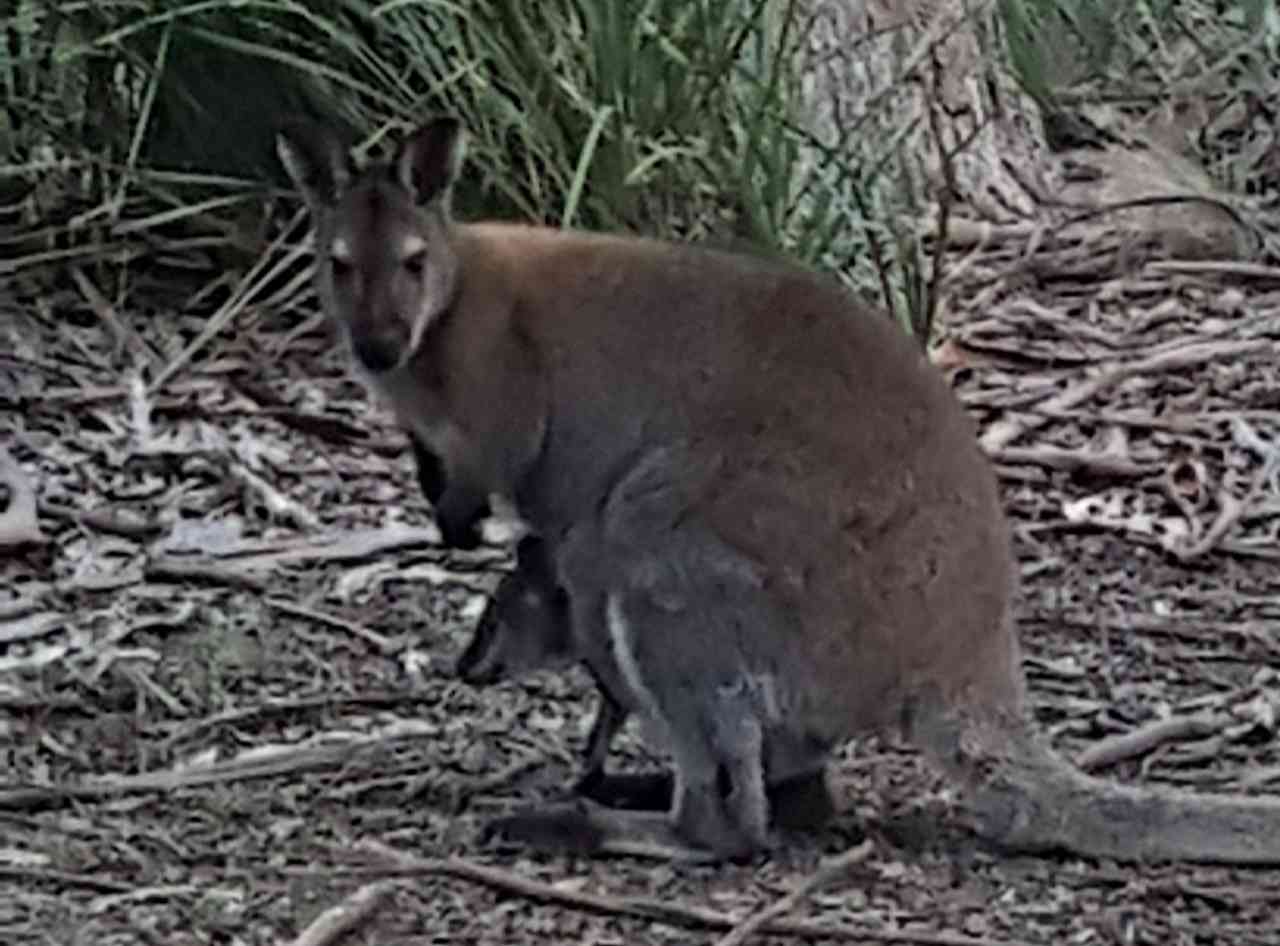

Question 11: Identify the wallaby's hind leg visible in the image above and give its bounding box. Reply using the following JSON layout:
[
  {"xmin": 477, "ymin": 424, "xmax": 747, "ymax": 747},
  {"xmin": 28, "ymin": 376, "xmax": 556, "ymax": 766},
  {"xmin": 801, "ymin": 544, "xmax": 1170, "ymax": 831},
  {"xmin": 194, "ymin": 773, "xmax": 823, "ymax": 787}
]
[{"xmin": 574, "ymin": 684, "xmax": 673, "ymax": 811}]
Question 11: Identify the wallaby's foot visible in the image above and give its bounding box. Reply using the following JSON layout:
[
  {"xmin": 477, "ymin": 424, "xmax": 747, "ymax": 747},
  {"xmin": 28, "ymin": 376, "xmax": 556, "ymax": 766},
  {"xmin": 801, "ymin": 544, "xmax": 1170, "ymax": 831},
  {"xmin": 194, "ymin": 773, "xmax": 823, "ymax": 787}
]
[
  {"xmin": 408, "ymin": 433, "xmax": 446, "ymax": 504},
  {"xmin": 482, "ymin": 799, "xmax": 605, "ymax": 854},
  {"xmin": 671, "ymin": 768, "xmax": 770, "ymax": 864},
  {"xmin": 435, "ymin": 485, "xmax": 490, "ymax": 549},
  {"xmin": 482, "ymin": 799, "xmax": 714, "ymax": 863},
  {"xmin": 769, "ymin": 769, "xmax": 837, "ymax": 832},
  {"xmin": 573, "ymin": 767, "xmax": 834, "ymax": 832},
  {"xmin": 574, "ymin": 769, "xmax": 673, "ymax": 811}
]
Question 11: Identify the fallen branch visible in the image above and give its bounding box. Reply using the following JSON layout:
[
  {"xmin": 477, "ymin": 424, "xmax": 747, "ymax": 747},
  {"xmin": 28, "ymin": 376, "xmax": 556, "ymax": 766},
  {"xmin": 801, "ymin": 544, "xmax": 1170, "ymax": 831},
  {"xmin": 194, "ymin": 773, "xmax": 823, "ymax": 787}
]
[
  {"xmin": 160, "ymin": 691, "xmax": 430, "ymax": 750},
  {"xmin": 989, "ymin": 445, "xmax": 1157, "ymax": 479},
  {"xmin": 981, "ymin": 339, "xmax": 1273, "ymax": 453},
  {"xmin": 266, "ymin": 597, "xmax": 400, "ymax": 656},
  {"xmin": 352, "ymin": 840, "xmax": 1036, "ymax": 946},
  {"xmin": 715, "ymin": 839, "xmax": 875, "ymax": 946},
  {"xmin": 1076, "ymin": 713, "xmax": 1227, "ymax": 773},
  {"xmin": 214, "ymin": 524, "xmax": 449, "ymax": 566},
  {"xmin": 1172, "ymin": 445, "xmax": 1280, "ymax": 563},
  {"xmin": 0, "ymin": 721, "xmax": 438, "ymax": 811},
  {"xmin": 69, "ymin": 265, "xmax": 164, "ymax": 368},
  {"xmin": 0, "ymin": 446, "xmax": 45, "ymax": 549},
  {"xmin": 145, "ymin": 558, "xmax": 269, "ymax": 593},
  {"xmin": 286, "ymin": 879, "xmax": 398, "ymax": 946}
]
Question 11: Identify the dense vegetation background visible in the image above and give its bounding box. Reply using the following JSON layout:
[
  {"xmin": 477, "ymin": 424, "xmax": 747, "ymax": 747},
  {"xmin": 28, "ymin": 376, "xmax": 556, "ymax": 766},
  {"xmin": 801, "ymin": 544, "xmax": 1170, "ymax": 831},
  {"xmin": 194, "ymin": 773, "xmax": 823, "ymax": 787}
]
[{"xmin": 5, "ymin": 0, "xmax": 1275, "ymax": 343}]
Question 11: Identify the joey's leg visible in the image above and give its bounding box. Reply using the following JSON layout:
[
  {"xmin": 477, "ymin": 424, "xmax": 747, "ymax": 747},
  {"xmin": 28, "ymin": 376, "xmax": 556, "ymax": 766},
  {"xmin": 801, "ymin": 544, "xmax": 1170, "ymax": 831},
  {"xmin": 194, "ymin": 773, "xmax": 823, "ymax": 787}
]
[
  {"xmin": 483, "ymin": 597, "xmax": 771, "ymax": 863},
  {"xmin": 673, "ymin": 696, "xmax": 770, "ymax": 860},
  {"xmin": 604, "ymin": 592, "xmax": 771, "ymax": 861},
  {"xmin": 408, "ymin": 433, "xmax": 446, "ymax": 505}
]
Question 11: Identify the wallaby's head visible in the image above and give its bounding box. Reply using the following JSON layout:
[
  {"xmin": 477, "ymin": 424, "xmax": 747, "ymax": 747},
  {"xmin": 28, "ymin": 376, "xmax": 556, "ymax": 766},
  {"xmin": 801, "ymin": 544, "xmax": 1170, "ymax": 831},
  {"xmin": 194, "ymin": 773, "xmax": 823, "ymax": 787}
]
[
  {"xmin": 456, "ymin": 564, "xmax": 575, "ymax": 686},
  {"xmin": 276, "ymin": 118, "xmax": 467, "ymax": 375}
]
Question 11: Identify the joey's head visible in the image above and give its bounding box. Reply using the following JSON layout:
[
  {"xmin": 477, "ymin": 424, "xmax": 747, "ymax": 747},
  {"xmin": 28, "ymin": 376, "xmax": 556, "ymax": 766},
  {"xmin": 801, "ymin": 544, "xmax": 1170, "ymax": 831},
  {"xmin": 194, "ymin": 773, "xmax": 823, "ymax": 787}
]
[
  {"xmin": 276, "ymin": 117, "xmax": 468, "ymax": 376},
  {"xmin": 456, "ymin": 566, "xmax": 574, "ymax": 686}
]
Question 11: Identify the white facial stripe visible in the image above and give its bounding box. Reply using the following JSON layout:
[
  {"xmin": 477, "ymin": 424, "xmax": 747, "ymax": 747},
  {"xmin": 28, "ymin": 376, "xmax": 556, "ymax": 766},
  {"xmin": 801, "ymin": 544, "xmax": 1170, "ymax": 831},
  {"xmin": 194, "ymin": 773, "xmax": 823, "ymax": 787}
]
[
  {"xmin": 331, "ymin": 237, "xmax": 352, "ymax": 262},
  {"xmin": 407, "ymin": 303, "xmax": 434, "ymax": 355},
  {"xmin": 400, "ymin": 235, "xmax": 426, "ymax": 259}
]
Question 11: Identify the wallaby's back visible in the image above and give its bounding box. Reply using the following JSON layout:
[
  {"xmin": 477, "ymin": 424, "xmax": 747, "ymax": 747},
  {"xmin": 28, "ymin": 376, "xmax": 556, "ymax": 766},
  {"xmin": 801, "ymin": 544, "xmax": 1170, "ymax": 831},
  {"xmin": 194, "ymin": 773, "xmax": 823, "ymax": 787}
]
[{"xmin": 454, "ymin": 223, "xmax": 1020, "ymax": 738}]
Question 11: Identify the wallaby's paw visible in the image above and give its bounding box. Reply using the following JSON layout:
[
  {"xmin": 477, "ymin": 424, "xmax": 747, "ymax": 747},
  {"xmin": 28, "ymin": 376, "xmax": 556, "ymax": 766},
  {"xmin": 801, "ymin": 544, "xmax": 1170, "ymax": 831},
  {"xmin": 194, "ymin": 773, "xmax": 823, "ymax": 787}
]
[
  {"xmin": 482, "ymin": 799, "xmax": 718, "ymax": 863},
  {"xmin": 675, "ymin": 810, "xmax": 769, "ymax": 865},
  {"xmin": 437, "ymin": 513, "xmax": 484, "ymax": 550},
  {"xmin": 434, "ymin": 487, "xmax": 490, "ymax": 550},
  {"xmin": 575, "ymin": 770, "xmax": 674, "ymax": 812},
  {"xmin": 481, "ymin": 800, "xmax": 605, "ymax": 855}
]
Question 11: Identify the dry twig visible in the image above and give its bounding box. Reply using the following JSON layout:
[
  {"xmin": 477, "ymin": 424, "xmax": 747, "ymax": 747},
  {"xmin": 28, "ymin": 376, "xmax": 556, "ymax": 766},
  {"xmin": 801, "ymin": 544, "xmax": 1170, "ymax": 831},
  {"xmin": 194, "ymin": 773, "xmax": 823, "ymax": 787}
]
[
  {"xmin": 1172, "ymin": 446, "xmax": 1280, "ymax": 562},
  {"xmin": 287, "ymin": 880, "xmax": 398, "ymax": 946},
  {"xmin": 1076, "ymin": 713, "xmax": 1228, "ymax": 773},
  {"xmin": 0, "ymin": 446, "xmax": 45, "ymax": 549},
  {"xmin": 715, "ymin": 839, "xmax": 876, "ymax": 946},
  {"xmin": 353, "ymin": 840, "xmax": 1036, "ymax": 946},
  {"xmin": 980, "ymin": 339, "xmax": 1273, "ymax": 453},
  {"xmin": 266, "ymin": 597, "xmax": 400, "ymax": 655}
]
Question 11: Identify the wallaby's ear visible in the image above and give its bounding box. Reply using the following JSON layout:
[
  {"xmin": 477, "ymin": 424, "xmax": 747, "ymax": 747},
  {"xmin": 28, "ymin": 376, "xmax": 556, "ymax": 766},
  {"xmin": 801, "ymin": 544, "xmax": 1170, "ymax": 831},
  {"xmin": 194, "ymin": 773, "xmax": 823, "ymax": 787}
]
[
  {"xmin": 275, "ymin": 119, "xmax": 352, "ymax": 209},
  {"xmin": 395, "ymin": 117, "xmax": 467, "ymax": 208}
]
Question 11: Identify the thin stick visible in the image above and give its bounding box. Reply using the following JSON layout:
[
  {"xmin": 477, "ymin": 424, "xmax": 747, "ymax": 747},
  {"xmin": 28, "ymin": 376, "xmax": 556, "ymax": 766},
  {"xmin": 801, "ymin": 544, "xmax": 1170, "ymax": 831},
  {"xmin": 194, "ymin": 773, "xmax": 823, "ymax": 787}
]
[
  {"xmin": 1173, "ymin": 446, "xmax": 1280, "ymax": 562},
  {"xmin": 352, "ymin": 840, "xmax": 1036, "ymax": 946},
  {"xmin": 1076, "ymin": 713, "xmax": 1226, "ymax": 773},
  {"xmin": 980, "ymin": 339, "xmax": 1273, "ymax": 453},
  {"xmin": 266, "ymin": 597, "xmax": 400, "ymax": 656},
  {"xmin": 714, "ymin": 839, "xmax": 875, "ymax": 946},
  {"xmin": 287, "ymin": 879, "xmax": 397, "ymax": 946},
  {"xmin": 0, "ymin": 446, "xmax": 45, "ymax": 549}
]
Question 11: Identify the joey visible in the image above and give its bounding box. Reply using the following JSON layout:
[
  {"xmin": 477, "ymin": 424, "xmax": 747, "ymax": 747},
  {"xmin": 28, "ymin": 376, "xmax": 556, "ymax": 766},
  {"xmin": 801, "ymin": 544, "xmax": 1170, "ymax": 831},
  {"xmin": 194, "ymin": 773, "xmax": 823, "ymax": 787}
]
[
  {"xmin": 457, "ymin": 535, "xmax": 835, "ymax": 829},
  {"xmin": 457, "ymin": 535, "xmax": 672, "ymax": 813},
  {"xmin": 280, "ymin": 116, "xmax": 1280, "ymax": 865}
]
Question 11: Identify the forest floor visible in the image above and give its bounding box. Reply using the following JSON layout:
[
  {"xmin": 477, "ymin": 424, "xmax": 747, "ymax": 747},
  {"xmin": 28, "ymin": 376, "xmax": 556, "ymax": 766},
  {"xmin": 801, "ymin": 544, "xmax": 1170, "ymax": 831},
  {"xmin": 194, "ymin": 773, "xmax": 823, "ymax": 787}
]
[{"xmin": 4, "ymin": 152, "xmax": 1280, "ymax": 946}]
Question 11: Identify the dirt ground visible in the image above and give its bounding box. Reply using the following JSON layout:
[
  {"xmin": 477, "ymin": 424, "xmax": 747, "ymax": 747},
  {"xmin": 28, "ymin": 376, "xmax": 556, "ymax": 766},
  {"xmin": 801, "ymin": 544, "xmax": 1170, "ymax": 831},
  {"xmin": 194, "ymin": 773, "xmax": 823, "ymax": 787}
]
[{"xmin": 3, "ymin": 207, "xmax": 1280, "ymax": 946}]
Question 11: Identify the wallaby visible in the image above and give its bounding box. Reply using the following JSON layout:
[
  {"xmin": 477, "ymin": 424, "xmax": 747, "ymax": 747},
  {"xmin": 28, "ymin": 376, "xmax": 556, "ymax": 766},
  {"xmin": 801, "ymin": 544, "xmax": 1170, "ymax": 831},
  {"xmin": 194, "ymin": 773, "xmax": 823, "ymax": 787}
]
[
  {"xmin": 278, "ymin": 116, "xmax": 1280, "ymax": 864},
  {"xmin": 457, "ymin": 536, "xmax": 836, "ymax": 830}
]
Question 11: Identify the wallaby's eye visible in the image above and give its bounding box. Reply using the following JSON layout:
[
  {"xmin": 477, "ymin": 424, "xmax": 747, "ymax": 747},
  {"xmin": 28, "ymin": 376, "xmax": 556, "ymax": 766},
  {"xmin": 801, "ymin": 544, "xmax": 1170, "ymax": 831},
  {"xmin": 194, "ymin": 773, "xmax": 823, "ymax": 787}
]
[{"xmin": 404, "ymin": 251, "xmax": 427, "ymax": 277}]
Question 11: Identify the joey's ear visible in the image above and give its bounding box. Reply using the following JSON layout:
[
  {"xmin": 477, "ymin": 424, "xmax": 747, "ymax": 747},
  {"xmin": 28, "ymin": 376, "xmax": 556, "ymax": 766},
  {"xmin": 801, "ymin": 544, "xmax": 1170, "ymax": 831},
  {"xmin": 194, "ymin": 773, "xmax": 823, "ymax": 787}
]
[
  {"xmin": 275, "ymin": 119, "xmax": 352, "ymax": 209},
  {"xmin": 395, "ymin": 116, "xmax": 467, "ymax": 208}
]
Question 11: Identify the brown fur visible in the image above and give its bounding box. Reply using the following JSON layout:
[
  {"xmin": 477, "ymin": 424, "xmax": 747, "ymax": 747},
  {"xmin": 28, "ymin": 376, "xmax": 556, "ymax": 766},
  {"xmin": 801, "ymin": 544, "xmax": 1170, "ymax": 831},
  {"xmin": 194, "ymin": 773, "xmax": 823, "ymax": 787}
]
[{"xmin": 279, "ymin": 119, "xmax": 1280, "ymax": 864}]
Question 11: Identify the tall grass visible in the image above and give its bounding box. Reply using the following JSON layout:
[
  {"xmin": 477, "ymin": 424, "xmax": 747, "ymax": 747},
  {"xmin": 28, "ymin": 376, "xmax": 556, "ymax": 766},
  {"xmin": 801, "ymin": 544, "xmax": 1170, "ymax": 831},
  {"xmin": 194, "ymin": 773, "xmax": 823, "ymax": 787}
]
[
  {"xmin": 4, "ymin": 2, "xmax": 1011, "ymax": 349},
  {"xmin": 2, "ymin": 2, "xmax": 884, "ymax": 253}
]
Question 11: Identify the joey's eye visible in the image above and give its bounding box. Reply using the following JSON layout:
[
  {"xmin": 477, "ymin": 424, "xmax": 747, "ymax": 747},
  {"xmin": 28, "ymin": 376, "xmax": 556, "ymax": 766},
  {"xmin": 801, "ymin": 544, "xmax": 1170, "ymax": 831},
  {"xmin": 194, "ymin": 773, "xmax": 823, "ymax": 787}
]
[
  {"xmin": 330, "ymin": 256, "xmax": 353, "ymax": 279},
  {"xmin": 404, "ymin": 252, "xmax": 427, "ymax": 277}
]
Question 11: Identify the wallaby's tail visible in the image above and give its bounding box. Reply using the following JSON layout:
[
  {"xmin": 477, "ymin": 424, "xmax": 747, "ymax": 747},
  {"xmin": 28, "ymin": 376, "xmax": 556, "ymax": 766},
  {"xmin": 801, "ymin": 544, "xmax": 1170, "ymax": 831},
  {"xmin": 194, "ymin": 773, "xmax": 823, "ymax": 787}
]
[{"xmin": 918, "ymin": 704, "xmax": 1280, "ymax": 865}]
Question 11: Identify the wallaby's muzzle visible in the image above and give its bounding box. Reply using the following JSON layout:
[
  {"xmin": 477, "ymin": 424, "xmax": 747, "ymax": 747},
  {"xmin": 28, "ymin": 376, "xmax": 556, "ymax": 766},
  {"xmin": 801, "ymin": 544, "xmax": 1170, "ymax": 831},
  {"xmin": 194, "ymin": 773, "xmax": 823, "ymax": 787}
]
[
  {"xmin": 351, "ymin": 333, "xmax": 402, "ymax": 374},
  {"xmin": 347, "ymin": 308, "xmax": 410, "ymax": 374}
]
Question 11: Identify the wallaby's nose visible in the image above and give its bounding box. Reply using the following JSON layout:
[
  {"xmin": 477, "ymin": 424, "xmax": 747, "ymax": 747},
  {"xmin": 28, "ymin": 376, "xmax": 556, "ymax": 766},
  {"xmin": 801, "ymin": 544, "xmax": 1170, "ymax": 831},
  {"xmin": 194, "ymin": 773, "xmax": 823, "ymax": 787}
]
[{"xmin": 351, "ymin": 335, "xmax": 400, "ymax": 374}]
